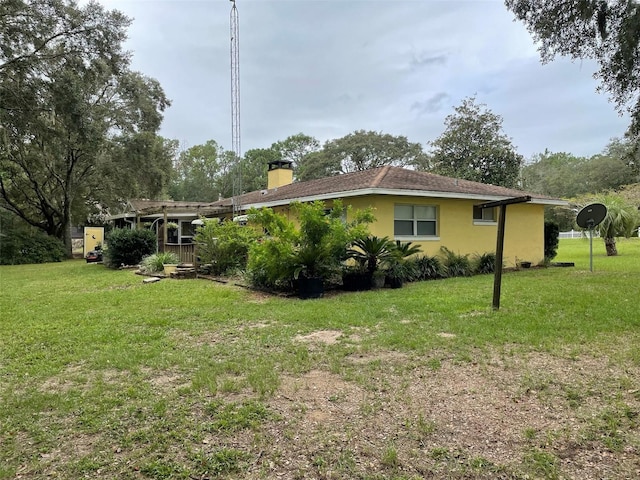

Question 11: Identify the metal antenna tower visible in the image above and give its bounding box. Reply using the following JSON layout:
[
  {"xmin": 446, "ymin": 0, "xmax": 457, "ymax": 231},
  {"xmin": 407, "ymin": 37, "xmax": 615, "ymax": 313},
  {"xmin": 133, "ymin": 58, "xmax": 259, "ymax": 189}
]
[{"xmin": 230, "ymin": 0, "xmax": 241, "ymax": 217}]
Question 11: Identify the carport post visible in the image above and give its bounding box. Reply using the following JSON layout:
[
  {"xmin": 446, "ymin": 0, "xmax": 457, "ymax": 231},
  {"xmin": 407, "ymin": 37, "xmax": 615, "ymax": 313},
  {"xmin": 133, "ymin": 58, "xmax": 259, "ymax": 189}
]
[
  {"xmin": 493, "ymin": 204, "xmax": 507, "ymax": 310},
  {"xmin": 163, "ymin": 206, "xmax": 168, "ymax": 253},
  {"xmin": 478, "ymin": 196, "xmax": 531, "ymax": 310}
]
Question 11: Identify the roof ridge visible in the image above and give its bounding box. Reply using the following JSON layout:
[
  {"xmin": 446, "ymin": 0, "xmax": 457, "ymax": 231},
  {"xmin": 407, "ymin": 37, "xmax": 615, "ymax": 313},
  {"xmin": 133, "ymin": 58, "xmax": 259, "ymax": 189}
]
[{"xmin": 371, "ymin": 165, "xmax": 391, "ymax": 188}]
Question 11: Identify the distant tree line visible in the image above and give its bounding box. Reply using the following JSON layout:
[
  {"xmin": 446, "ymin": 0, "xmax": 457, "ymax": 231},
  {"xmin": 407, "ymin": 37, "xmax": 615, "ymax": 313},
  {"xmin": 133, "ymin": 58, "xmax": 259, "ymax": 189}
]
[
  {"xmin": 169, "ymin": 96, "xmax": 525, "ymax": 203},
  {"xmin": 3, "ymin": 0, "xmax": 640, "ymax": 260}
]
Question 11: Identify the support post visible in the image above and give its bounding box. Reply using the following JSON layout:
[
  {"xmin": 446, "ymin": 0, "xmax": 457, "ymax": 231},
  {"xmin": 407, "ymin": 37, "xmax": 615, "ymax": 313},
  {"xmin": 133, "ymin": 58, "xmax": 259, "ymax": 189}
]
[
  {"xmin": 163, "ymin": 206, "xmax": 168, "ymax": 253},
  {"xmin": 589, "ymin": 226, "xmax": 594, "ymax": 272},
  {"xmin": 478, "ymin": 196, "xmax": 532, "ymax": 311},
  {"xmin": 492, "ymin": 205, "xmax": 507, "ymax": 310}
]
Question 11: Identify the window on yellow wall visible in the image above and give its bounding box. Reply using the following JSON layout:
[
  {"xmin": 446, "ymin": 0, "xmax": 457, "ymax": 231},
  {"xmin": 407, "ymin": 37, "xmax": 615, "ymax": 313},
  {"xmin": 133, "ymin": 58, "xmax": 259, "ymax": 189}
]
[
  {"xmin": 394, "ymin": 204, "xmax": 437, "ymax": 236},
  {"xmin": 473, "ymin": 205, "xmax": 497, "ymax": 223}
]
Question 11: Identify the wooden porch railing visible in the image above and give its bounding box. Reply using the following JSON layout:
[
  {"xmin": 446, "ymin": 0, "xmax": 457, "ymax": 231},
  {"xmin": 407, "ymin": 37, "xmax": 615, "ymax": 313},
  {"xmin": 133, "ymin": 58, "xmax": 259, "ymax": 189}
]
[{"xmin": 165, "ymin": 244, "xmax": 196, "ymax": 264}]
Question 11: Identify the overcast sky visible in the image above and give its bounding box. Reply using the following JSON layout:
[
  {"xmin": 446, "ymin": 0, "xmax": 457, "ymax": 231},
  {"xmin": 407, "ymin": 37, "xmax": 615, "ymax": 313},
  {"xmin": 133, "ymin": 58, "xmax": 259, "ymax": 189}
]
[{"xmin": 100, "ymin": 0, "xmax": 629, "ymax": 161}]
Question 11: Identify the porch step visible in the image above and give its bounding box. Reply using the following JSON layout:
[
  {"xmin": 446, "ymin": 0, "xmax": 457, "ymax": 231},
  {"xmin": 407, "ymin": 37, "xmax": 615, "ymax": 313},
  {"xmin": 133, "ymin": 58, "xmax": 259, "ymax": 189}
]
[{"xmin": 170, "ymin": 266, "xmax": 197, "ymax": 279}]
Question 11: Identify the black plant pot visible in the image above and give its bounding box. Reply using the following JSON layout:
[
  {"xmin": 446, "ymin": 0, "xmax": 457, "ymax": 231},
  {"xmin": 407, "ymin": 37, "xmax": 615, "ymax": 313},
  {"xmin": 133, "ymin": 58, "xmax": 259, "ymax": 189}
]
[
  {"xmin": 371, "ymin": 273, "xmax": 386, "ymax": 289},
  {"xmin": 298, "ymin": 276, "xmax": 324, "ymax": 299},
  {"xmin": 342, "ymin": 271, "xmax": 372, "ymax": 291}
]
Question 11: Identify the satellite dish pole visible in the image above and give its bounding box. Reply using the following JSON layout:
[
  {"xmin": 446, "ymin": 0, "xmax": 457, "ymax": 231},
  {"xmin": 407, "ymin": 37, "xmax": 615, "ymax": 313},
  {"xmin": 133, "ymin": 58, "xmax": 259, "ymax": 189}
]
[
  {"xmin": 576, "ymin": 203, "xmax": 607, "ymax": 272},
  {"xmin": 230, "ymin": 0, "xmax": 242, "ymax": 218}
]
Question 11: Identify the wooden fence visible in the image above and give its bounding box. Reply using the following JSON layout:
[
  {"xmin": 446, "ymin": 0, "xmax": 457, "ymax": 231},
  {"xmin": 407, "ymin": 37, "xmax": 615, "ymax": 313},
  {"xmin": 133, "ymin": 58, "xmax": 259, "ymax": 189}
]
[{"xmin": 165, "ymin": 244, "xmax": 196, "ymax": 264}]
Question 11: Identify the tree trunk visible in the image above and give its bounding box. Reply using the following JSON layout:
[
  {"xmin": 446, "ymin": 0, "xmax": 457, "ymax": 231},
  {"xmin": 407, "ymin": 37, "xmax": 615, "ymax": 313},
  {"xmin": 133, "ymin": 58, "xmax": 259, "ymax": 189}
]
[
  {"xmin": 604, "ymin": 236, "xmax": 618, "ymax": 256},
  {"xmin": 62, "ymin": 202, "xmax": 73, "ymax": 259}
]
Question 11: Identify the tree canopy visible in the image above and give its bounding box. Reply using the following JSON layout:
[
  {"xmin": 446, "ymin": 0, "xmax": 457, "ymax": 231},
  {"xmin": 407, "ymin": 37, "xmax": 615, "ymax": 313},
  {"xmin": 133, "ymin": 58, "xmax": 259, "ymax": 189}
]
[
  {"xmin": 297, "ymin": 130, "xmax": 425, "ymax": 181},
  {"xmin": 424, "ymin": 97, "xmax": 523, "ymax": 188},
  {"xmin": 271, "ymin": 133, "xmax": 320, "ymax": 179},
  {"xmin": 0, "ymin": 0, "xmax": 170, "ymax": 255},
  {"xmin": 169, "ymin": 141, "xmax": 226, "ymax": 202},
  {"xmin": 522, "ymin": 149, "xmax": 633, "ymax": 199},
  {"xmin": 505, "ymin": 0, "xmax": 640, "ymax": 139}
]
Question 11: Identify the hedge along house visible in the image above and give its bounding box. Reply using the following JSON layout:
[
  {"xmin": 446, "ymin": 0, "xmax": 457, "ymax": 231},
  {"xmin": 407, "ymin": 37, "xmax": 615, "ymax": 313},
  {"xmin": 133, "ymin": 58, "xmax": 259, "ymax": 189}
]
[{"xmin": 211, "ymin": 161, "xmax": 566, "ymax": 267}]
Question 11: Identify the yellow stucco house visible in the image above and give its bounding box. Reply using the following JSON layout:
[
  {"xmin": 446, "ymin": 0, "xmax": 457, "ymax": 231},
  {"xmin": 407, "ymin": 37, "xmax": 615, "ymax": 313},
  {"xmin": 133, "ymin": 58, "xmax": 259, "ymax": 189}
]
[
  {"xmin": 112, "ymin": 161, "xmax": 565, "ymax": 266},
  {"xmin": 210, "ymin": 161, "xmax": 566, "ymax": 267}
]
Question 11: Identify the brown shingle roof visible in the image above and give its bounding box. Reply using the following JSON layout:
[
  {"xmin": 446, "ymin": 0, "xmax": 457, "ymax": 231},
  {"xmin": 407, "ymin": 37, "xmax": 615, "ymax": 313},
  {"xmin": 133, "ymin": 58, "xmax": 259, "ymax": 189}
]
[{"xmin": 214, "ymin": 166, "xmax": 562, "ymax": 208}]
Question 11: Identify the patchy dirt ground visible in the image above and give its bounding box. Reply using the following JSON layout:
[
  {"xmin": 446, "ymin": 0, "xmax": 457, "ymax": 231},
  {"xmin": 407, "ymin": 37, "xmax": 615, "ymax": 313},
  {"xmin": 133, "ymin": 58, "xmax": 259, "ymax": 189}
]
[
  {"xmin": 232, "ymin": 334, "xmax": 640, "ymax": 479},
  {"xmin": 13, "ymin": 330, "xmax": 640, "ymax": 479}
]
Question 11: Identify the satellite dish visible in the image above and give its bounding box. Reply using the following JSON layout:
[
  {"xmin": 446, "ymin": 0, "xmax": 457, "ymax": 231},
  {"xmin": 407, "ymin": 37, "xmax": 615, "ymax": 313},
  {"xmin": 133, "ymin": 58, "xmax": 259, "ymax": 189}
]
[{"xmin": 576, "ymin": 203, "xmax": 607, "ymax": 229}]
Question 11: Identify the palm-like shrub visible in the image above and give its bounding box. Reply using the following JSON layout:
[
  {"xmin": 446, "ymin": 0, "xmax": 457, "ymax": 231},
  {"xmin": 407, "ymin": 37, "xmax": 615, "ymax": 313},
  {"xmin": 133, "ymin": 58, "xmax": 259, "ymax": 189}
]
[
  {"xmin": 347, "ymin": 236, "xmax": 394, "ymax": 274},
  {"xmin": 392, "ymin": 240, "xmax": 422, "ymax": 258},
  {"xmin": 413, "ymin": 255, "xmax": 445, "ymax": 280},
  {"xmin": 440, "ymin": 246, "xmax": 473, "ymax": 277},
  {"xmin": 473, "ymin": 252, "xmax": 497, "ymax": 274},
  {"xmin": 590, "ymin": 194, "xmax": 640, "ymax": 256},
  {"xmin": 383, "ymin": 240, "xmax": 422, "ymax": 286}
]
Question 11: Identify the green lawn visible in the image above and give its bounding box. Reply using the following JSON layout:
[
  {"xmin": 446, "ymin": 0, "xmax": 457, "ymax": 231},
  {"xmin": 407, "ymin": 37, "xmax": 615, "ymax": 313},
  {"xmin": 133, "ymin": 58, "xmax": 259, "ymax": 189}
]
[{"xmin": 1, "ymin": 238, "xmax": 639, "ymax": 479}]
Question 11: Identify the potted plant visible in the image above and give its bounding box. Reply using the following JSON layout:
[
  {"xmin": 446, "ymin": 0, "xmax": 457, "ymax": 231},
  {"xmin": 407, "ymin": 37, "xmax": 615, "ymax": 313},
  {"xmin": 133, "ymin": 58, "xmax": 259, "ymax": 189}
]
[
  {"xmin": 342, "ymin": 265, "xmax": 372, "ymax": 291},
  {"xmin": 345, "ymin": 236, "xmax": 394, "ymax": 290},
  {"xmin": 371, "ymin": 269, "xmax": 386, "ymax": 289},
  {"xmin": 293, "ymin": 244, "xmax": 330, "ymax": 299},
  {"xmin": 293, "ymin": 201, "xmax": 374, "ymax": 298},
  {"xmin": 385, "ymin": 258, "xmax": 407, "ymax": 288},
  {"xmin": 245, "ymin": 200, "xmax": 374, "ymax": 297},
  {"xmin": 383, "ymin": 240, "xmax": 422, "ymax": 288},
  {"xmin": 139, "ymin": 251, "xmax": 180, "ymax": 275},
  {"xmin": 159, "ymin": 251, "xmax": 180, "ymax": 276}
]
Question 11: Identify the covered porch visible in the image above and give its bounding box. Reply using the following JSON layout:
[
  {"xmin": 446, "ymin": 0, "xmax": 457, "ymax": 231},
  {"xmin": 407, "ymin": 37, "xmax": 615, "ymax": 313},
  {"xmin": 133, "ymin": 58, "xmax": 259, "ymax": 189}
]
[{"xmin": 108, "ymin": 199, "xmax": 233, "ymax": 262}]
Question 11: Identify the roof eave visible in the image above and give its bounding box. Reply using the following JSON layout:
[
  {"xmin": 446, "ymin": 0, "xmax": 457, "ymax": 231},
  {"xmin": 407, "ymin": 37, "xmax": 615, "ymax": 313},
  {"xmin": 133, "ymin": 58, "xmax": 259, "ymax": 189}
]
[{"xmin": 241, "ymin": 187, "xmax": 567, "ymax": 209}]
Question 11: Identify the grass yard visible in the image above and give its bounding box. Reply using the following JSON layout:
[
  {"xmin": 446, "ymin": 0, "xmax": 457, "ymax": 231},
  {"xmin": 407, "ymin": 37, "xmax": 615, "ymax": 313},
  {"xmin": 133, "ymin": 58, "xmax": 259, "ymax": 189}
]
[{"xmin": 1, "ymin": 238, "xmax": 639, "ymax": 479}]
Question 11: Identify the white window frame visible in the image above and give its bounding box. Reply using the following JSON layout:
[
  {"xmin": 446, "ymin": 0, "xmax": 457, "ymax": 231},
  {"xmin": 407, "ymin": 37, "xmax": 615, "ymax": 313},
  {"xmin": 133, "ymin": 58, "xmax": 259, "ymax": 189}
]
[
  {"xmin": 394, "ymin": 204, "xmax": 439, "ymax": 241},
  {"xmin": 473, "ymin": 205, "xmax": 498, "ymax": 225}
]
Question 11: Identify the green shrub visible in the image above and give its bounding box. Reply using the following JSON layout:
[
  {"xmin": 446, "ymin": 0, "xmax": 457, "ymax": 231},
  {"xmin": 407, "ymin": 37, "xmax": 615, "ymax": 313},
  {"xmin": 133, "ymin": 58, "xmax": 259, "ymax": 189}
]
[
  {"xmin": 104, "ymin": 228, "xmax": 156, "ymax": 268},
  {"xmin": 544, "ymin": 221, "xmax": 560, "ymax": 261},
  {"xmin": 413, "ymin": 255, "xmax": 445, "ymax": 280},
  {"xmin": 398, "ymin": 257, "xmax": 421, "ymax": 282},
  {"xmin": 139, "ymin": 252, "xmax": 180, "ymax": 273},
  {"xmin": 245, "ymin": 208, "xmax": 298, "ymax": 290},
  {"xmin": 0, "ymin": 228, "xmax": 65, "ymax": 265},
  {"xmin": 246, "ymin": 201, "xmax": 374, "ymax": 291},
  {"xmin": 440, "ymin": 246, "xmax": 473, "ymax": 277},
  {"xmin": 193, "ymin": 219, "xmax": 259, "ymax": 276},
  {"xmin": 474, "ymin": 252, "xmax": 497, "ymax": 274}
]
